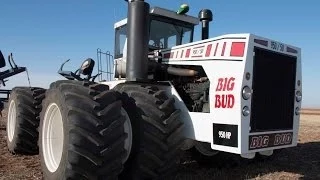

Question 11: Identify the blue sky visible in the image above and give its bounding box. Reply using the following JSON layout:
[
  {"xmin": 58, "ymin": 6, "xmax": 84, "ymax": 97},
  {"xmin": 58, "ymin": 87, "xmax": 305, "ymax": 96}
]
[{"xmin": 0, "ymin": 0, "xmax": 319, "ymax": 108}]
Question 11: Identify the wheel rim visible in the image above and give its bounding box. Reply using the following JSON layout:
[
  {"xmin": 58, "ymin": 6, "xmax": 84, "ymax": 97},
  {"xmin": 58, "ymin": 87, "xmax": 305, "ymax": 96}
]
[
  {"xmin": 42, "ymin": 103, "xmax": 64, "ymax": 173},
  {"xmin": 7, "ymin": 100, "xmax": 16, "ymax": 142},
  {"xmin": 195, "ymin": 142, "xmax": 219, "ymax": 156},
  {"xmin": 122, "ymin": 108, "xmax": 132, "ymax": 163}
]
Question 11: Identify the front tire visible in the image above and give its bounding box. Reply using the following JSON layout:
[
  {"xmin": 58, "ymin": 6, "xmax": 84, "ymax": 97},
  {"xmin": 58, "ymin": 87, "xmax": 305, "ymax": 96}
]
[
  {"xmin": 189, "ymin": 141, "xmax": 220, "ymax": 166},
  {"xmin": 39, "ymin": 80, "xmax": 127, "ymax": 180},
  {"xmin": 6, "ymin": 87, "xmax": 46, "ymax": 154}
]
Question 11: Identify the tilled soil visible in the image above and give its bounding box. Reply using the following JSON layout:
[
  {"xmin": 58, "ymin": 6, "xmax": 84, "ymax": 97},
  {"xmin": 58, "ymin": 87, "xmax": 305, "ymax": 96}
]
[{"xmin": 0, "ymin": 110, "xmax": 319, "ymax": 180}]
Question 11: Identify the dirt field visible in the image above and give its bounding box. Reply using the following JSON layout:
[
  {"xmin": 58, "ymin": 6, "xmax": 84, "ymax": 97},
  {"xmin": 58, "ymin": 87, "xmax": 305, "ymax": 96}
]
[{"xmin": 0, "ymin": 109, "xmax": 319, "ymax": 180}]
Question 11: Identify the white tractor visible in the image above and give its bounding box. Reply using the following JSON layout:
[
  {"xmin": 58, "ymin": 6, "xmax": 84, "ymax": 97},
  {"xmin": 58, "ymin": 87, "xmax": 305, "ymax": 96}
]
[{"xmin": 5, "ymin": 0, "xmax": 302, "ymax": 179}]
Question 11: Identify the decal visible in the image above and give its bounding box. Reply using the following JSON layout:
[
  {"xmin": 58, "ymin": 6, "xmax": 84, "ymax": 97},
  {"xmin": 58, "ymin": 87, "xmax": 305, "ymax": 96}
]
[
  {"xmin": 230, "ymin": 42, "xmax": 246, "ymax": 57},
  {"xmin": 221, "ymin": 42, "xmax": 227, "ymax": 56},
  {"xmin": 205, "ymin": 44, "xmax": 212, "ymax": 57},
  {"xmin": 191, "ymin": 45, "xmax": 205, "ymax": 58},
  {"xmin": 270, "ymin": 41, "xmax": 285, "ymax": 52},
  {"xmin": 213, "ymin": 43, "xmax": 219, "ymax": 56},
  {"xmin": 215, "ymin": 77, "xmax": 235, "ymax": 108},
  {"xmin": 213, "ymin": 124, "xmax": 238, "ymax": 147},
  {"xmin": 160, "ymin": 37, "xmax": 247, "ymax": 61},
  {"xmin": 249, "ymin": 132, "xmax": 293, "ymax": 150},
  {"xmin": 185, "ymin": 49, "xmax": 191, "ymax": 58},
  {"xmin": 180, "ymin": 50, "xmax": 184, "ymax": 58},
  {"xmin": 170, "ymin": 52, "xmax": 175, "ymax": 58}
]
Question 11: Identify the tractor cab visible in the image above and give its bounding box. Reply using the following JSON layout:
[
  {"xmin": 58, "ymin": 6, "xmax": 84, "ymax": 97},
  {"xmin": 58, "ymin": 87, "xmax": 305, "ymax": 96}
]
[
  {"xmin": 114, "ymin": 6, "xmax": 199, "ymax": 59},
  {"xmin": 113, "ymin": 6, "xmax": 200, "ymax": 78}
]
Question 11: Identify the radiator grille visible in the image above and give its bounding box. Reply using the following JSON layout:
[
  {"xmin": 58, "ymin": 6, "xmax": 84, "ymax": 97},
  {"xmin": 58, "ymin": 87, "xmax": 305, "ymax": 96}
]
[{"xmin": 250, "ymin": 48, "xmax": 297, "ymax": 132}]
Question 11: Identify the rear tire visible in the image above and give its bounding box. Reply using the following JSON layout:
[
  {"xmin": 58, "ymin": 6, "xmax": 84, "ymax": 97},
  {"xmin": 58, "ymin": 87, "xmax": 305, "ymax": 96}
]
[
  {"xmin": 6, "ymin": 87, "xmax": 46, "ymax": 154},
  {"xmin": 39, "ymin": 80, "xmax": 127, "ymax": 180},
  {"xmin": 114, "ymin": 83, "xmax": 185, "ymax": 179}
]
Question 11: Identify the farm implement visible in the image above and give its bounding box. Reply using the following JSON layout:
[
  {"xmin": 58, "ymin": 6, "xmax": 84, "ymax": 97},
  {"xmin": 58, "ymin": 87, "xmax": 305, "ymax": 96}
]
[{"xmin": 0, "ymin": 51, "xmax": 28, "ymax": 113}]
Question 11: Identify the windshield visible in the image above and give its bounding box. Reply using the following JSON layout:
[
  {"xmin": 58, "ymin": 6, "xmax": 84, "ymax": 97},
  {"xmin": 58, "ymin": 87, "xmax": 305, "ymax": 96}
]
[
  {"xmin": 149, "ymin": 20, "xmax": 193, "ymax": 50},
  {"xmin": 114, "ymin": 19, "xmax": 193, "ymax": 59},
  {"xmin": 114, "ymin": 25, "xmax": 127, "ymax": 59}
]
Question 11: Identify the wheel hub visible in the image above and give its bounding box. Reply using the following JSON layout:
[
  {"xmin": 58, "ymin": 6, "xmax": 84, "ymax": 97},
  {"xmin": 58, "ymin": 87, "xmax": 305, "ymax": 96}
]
[
  {"xmin": 42, "ymin": 103, "xmax": 64, "ymax": 173},
  {"xmin": 122, "ymin": 108, "xmax": 132, "ymax": 163},
  {"xmin": 7, "ymin": 100, "xmax": 16, "ymax": 142}
]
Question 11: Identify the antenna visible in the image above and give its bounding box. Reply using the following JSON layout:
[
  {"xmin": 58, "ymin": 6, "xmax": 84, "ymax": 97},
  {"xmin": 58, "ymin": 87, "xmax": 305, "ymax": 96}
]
[{"xmin": 113, "ymin": 7, "xmax": 117, "ymax": 23}]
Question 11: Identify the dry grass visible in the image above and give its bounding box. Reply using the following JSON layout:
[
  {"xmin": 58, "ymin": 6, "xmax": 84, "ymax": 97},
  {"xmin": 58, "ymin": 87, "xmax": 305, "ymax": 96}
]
[
  {"xmin": 301, "ymin": 109, "xmax": 320, "ymax": 115},
  {"xmin": 0, "ymin": 109, "xmax": 319, "ymax": 180}
]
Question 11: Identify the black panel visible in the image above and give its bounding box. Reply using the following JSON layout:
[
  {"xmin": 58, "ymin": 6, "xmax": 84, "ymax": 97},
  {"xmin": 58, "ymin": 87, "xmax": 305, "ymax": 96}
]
[
  {"xmin": 213, "ymin": 124, "xmax": 238, "ymax": 147},
  {"xmin": 250, "ymin": 48, "xmax": 297, "ymax": 132},
  {"xmin": 249, "ymin": 132, "xmax": 293, "ymax": 150}
]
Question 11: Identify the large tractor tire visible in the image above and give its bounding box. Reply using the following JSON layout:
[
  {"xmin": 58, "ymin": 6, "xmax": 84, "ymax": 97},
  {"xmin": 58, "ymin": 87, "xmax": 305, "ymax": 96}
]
[
  {"xmin": 6, "ymin": 87, "xmax": 46, "ymax": 154},
  {"xmin": 114, "ymin": 83, "xmax": 185, "ymax": 179},
  {"xmin": 39, "ymin": 80, "xmax": 128, "ymax": 180}
]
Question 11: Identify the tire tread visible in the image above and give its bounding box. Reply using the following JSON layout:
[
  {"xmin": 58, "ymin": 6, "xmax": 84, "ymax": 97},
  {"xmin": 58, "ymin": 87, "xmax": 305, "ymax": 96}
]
[
  {"xmin": 40, "ymin": 80, "xmax": 126, "ymax": 180},
  {"xmin": 7, "ymin": 86, "xmax": 46, "ymax": 154}
]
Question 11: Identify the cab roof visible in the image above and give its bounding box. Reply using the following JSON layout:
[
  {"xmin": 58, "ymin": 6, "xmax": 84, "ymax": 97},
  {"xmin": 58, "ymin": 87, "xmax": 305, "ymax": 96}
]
[{"xmin": 114, "ymin": 6, "xmax": 200, "ymax": 29}]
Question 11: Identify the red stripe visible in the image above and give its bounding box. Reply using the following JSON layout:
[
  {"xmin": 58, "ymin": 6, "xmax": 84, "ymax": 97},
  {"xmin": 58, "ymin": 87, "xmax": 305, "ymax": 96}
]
[
  {"xmin": 170, "ymin": 52, "xmax": 174, "ymax": 58},
  {"xmin": 230, "ymin": 42, "xmax": 245, "ymax": 57},
  {"xmin": 180, "ymin": 50, "xmax": 184, "ymax": 58},
  {"xmin": 164, "ymin": 53, "xmax": 170, "ymax": 58},
  {"xmin": 205, "ymin": 44, "xmax": 212, "ymax": 57},
  {"xmin": 221, "ymin": 42, "xmax": 227, "ymax": 56},
  {"xmin": 214, "ymin": 43, "xmax": 219, "ymax": 56},
  {"xmin": 185, "ymin": 49, "xmax": 191, "ymax": 58}
]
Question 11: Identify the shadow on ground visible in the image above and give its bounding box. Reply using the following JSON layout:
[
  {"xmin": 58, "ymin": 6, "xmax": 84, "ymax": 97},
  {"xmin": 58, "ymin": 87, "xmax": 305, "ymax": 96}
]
[{"xmin": 175, "ymin": 142, "xmax": 320, "ymax": 180}]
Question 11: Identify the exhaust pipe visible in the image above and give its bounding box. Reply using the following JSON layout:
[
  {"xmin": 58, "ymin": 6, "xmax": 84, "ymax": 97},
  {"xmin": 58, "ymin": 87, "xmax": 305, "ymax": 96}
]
[
  {"xmin": 126, "ymin": 0, "xmax": 150, "ymax": 81},
  {"xmin": 198, "ymin": 9, "xmax": 213, "ymax": 40},
  {"xmin": 149, "ymin": 61, "xmax": 198, "ymax": 77}
]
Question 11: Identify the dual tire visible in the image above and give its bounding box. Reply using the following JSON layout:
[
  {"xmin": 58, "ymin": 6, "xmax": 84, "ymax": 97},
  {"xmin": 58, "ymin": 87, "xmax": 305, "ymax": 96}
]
[
  {"xmin": 39, "ymin": 80, "xmax": 127, "ymax": 179},
  {"xmin": 37, "ymin": 80, "xmax": 184, "ymax": 179}
]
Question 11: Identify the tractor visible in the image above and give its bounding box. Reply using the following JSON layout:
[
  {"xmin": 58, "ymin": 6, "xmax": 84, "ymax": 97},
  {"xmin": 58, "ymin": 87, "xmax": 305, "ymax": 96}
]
[{"xmin": 5, "ymin": 0, "xmax": 302, "ymax": 179}]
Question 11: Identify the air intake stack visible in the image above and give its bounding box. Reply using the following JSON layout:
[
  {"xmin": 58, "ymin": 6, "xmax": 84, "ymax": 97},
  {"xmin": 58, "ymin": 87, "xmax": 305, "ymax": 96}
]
[
  {"xmin": 126, "ymin": 0, "xmax": 150, "ymax": 81},
  {"xmin": 198, "ymin": 9, "xmax": 213, "ymax": 40}
]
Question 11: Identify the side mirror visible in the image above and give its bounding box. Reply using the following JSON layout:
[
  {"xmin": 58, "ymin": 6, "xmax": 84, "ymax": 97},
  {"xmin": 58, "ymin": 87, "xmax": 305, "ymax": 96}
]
[
  {"xmin": 80, "ymin": 58, "xmax": 95, "ymax": 76},
  {"xmin": 0, "ymin": 51, "xmax": 6, "ymax": 68}
]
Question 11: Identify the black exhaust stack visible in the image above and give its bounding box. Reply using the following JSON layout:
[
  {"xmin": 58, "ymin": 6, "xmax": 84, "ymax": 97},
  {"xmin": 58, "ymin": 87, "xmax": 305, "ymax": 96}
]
[
  {"xmin": 198, "ymin": 9, "xmax": 213, "ymax": 40},
  {"xmin": 126, "ymin": 0, "xmax": 150, "ymax": 81}
]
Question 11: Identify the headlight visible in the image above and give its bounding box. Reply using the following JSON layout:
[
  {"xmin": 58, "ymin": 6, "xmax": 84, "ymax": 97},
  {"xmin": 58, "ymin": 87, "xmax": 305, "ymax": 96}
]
[
  {"xmin": 296, "ymin": 91, "xmax": 302, "ymax": 102},
  {"xmin": 242, "ymin": 106, "xmax": 250, "ymax": 116},
  {"xmin": 242, "ymin": 86, "xmax": 252, "ymax": 100},
  {"xmin": 295, "ymin": 107, "xmax": 300, "ymax": 115},
  {"xmin": 245, "ymin": 72, "xmax": 251, "ymax": 80}
]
